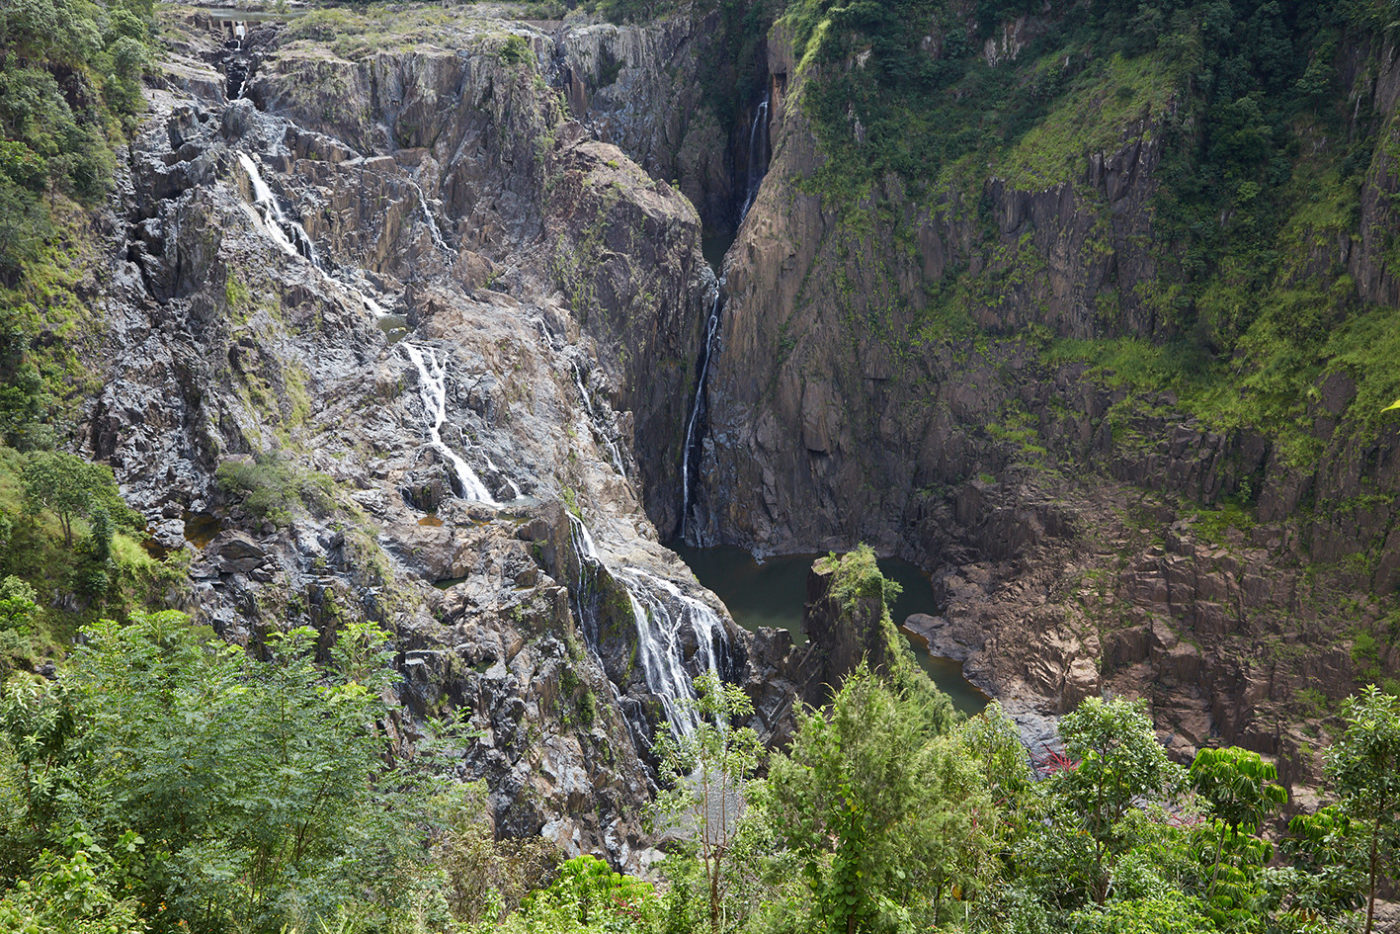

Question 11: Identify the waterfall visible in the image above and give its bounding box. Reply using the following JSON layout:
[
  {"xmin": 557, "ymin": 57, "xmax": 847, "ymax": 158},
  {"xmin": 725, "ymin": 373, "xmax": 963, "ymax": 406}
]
[
  {"xmin": 358, "ymin": 291, "xmax": 389, "ymax": 317},
  {"xmin": 680, "ymin": 283, "xmax": 722, "ymax": 539},
  {"xmin": 571, "ymin": 362, "xmax": 628, "ymax": 481},
  {"xmin": 679, "ymin": 95, "xmax": 772, "ymax": 540},
  {"xmin": 236, "ymin": 152, "xmax": 321, "ymax": 266},
  {"xmin": 399, "ymin": 342, "xmax": 501, "ymax": 507},
  {"xmin": 565, "ymin": 509, "xmax": 728, "ymax": 739},
  {"xmin": 617, "ymin": 568, "xmax": 728, "ymax": 737},
  {"xmin": 409, "ymin": 179, "xmax": 449, "ymax": 253},
  {"xmin": 738, "ymin": 92, "xmax": 771, "ymax": 224}
]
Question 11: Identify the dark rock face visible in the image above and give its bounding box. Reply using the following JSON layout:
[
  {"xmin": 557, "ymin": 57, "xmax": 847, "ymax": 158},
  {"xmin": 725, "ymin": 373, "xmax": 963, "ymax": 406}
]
[
  {"xmin": 551, "ymin": 15, "xmax": 738, "ymax": 230},
  {"xmin": 800, "ymin": 558, "xmax": 897, "ymax": 700},
  {"xmin": 682, "ymin": 23, "xmax": 1400, "ymax": 779}
]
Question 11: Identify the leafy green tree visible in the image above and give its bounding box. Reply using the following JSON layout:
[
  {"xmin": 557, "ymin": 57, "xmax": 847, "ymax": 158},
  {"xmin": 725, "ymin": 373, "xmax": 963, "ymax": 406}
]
[
  {"xmin": 1324, "ymin": 685, "xmax": 1400, "ymax": 934},
  {"xmin": 0, "ymin": 610, "xmax": 433, "ymax": 934},
  {"xmin": 1190, "ymin": 747, "xmax": 1287, "ymax": 836},
  {"xmin": 500, "ymin": 855, "xmax": 657, "ymax": 934},
  {"xmin": 0, "ymin": 576, "xmax": 37, "ymax": 635},
  {"xmin": 1067, "ymin": 890, "xmax": 1217, "ymax": 934},
  {"xmin": 652, "ymin": 671, "xmax": 764, "ymax": 934},
  {"xmin": 1188, "ymin": 745, "xmax": 1287, "ymax": 921},
  {"xmin": 1282, "ymin": 805, "xmax": 1366, "ymax": 919},
  {"xmin": 0, "ymin": 845, "xmax": 146, "ymax": 934},
  {"xmin": 19, "ymin": 451, "xmax": 128, "ymax": 548},
  {"xmin": 1049, "ymin": 696, "xmax": 1185, "ymax": 905},
  {"xmin": 767, "ymin": 665, "xmax": 991, "ymax": 932}
]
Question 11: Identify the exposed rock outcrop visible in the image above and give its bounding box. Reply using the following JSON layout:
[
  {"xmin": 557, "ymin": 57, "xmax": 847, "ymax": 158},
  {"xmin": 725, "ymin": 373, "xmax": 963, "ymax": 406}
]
[{"xmin": 84, "ymin": 6, "xmax": 761, "ymax": 868}]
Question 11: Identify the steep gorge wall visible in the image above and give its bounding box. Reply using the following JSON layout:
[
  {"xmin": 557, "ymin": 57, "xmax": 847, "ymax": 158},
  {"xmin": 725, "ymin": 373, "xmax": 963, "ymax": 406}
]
[
  {"xmin": 80, "ymin": 7, "xmax": 763, "ymax": 866},
  {"xmin": 693, "ymin": 20, "xmax": 1400, "ymax": 775}
]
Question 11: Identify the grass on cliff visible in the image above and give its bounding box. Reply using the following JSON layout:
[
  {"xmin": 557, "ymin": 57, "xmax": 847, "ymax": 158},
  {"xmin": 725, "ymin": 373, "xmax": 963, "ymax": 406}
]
[
  {"xmin": 0, "ymin": 446, "xmax": 188, "ymax": 677},
  {"xmin": 995, "ymin": 50, "xmax": 1178, "ymax": 189}
]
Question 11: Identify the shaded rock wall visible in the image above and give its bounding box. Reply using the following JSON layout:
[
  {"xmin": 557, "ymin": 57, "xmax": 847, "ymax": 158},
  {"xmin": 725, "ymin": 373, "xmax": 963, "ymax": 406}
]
[{"xmin": 688, "ymin": 21, "xmax": 1400, "ymax": 778}]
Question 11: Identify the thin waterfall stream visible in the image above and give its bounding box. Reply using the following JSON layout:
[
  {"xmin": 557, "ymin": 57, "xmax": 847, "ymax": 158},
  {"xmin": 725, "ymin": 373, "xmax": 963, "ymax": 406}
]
[
  {"xmin": 236, "ymin": 152, "xmax": 320, "ymax": 265},
  {"xmin": 680, "ymin": 92, "xmax": 771, "ymax": 540},
  {"xmin": 400, "ymin": 342, "xmax": 502, "ymax": 507}
]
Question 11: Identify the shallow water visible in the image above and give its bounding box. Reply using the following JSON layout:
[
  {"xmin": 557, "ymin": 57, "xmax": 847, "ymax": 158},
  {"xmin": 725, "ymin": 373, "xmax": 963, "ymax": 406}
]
[{"xmin": 672, "ymin": 544, "xmax": 988, "ymax": 715}]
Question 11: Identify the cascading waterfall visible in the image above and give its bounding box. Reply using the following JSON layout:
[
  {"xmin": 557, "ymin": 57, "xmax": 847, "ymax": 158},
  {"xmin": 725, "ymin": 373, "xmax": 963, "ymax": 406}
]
[
  {"xmin": 233, "ymin": 152, "xmax": 518, "ymax": 504},
  {"xmin": 236, "ymin": 152, "xmax": 320, "ymax": 266},
  {"xmin": 617, "ymin": 567, "xmax": 728, "ymax": 737},
  {"xmin": 680, "ymin": 94, "xmax": 772, "ymax": 541},
  {"xmin": 565, "ymin": 508, "xmax": 729, "ymax": 739},
  {"xmin": 400, "ymin": 341, "xmax": 502, "ymax": 507},
  {"xmin": 409, "ymin": 179, "xmax": 450, "ymax": 253}
]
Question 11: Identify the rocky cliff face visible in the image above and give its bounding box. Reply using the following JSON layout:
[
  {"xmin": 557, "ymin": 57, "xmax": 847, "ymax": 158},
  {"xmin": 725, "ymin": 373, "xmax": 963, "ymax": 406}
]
[
  {"xmin": 689, "ymin": 20, "xmax": 1400, "ymax": 778},
  {"xmin": 83, "ymin": 5, "xmax": 763, "ymax": 867}
]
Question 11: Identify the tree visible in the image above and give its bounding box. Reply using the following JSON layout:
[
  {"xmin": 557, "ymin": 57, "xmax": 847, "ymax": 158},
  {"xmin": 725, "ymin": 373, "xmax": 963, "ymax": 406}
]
[
  {"xmin": 19, "ymin": 451, "xmax": 127, "ymax": 548},
  {"xmin": 652, "ymin": 671, "xmax": 764, "ymax": 934},
  {"xmin": 1051, "ymin": 696, "xmax": 1185, "ymax": 904},
  {"xmin": 0, "ymin": 576, "xmax": 36, "ymax": 634},
  {"xmin": 1188, "ymin": 745, "xmax": 1287, "ymax": 916},
  {"xmin": 0, "ymin": 610, "xmax": 429, "ymax": 934},
  {"xmin": 767, "ymin": 665, "xmax": 991, "ymax": 932},
  {"xmin": 1282, "ymin": 805, "xmax": 1367, "ymax": 919},
  {"xmin": 501, "ymin": 855, "xmax": 657, "ymax": 934},
  {"xmin": 1325, "ymin": 685, "xmax": 1400, "ymax": 934},
  {"xmin": 0, "ymin": 846, "xmax": 146, "ymax": 934}
]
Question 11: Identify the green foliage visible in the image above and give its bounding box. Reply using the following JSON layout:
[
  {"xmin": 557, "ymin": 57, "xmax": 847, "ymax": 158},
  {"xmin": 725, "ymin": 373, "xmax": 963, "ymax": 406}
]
[
  {"xmin": 501, "ymin": 855, "xmax": 658, "ymax": 934},
  {"xmin": 215, "ymin": 450, "xmax": 337, "ymax": 525},
  {"xmin": 821, "ymin": 543, "xmax": 902, "ymax": 619},
  {"xmin": 0, "ymin": 0, "xmax": 153, "ymax": 440},
  {"xmin": 766, "ymin": 665, "xmax": 994, "ymax": 931},
  {"xmin": 1282, "ymin": 805, "xmax": 1367, "ymax": 918},
  {"xmin": 0, "ymin": 610, "xmax": 446, "ymax": 934},
  {"xmin": 431, "ymin": 782, "xmax": 561, "ymax": 927},
  {"xmin": 0, "ymin": 576, "xmax": 36, "ymax": 636},
  {"xmin": 1038, "ymin": 697, "xmax": 1186, "ymax": 906},
  {"xmin": 1067, "ymin": 891, "xmax": 1217, "ymax": 934},
  {"xmin": 0, "ymin": 846, "xmax": 146, "ymax": 934},
  {"xmin": 1323, "ymin": 685, "xmax": 1400, "ymax": 934},
  {"xmin": 1190, "ymin": 746, "xmax": 1287, "ymax": 835},
  {"xmin": 20, "ymin": 450, "xmax": 135, "ymax": 547},
  {"xmin": 498, "ymin": 34, "xmax": 533, "ymax": 66},
  {"xmin": 652, "ymin": 672, "xmax": 764, "ymax": 934}
]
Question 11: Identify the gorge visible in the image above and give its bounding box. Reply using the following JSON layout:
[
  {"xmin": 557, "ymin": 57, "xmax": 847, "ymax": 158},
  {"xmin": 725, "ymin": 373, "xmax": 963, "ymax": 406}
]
[{"xmin": 2, "ymin": 0, "xmax": 1400, "ymax": 930}]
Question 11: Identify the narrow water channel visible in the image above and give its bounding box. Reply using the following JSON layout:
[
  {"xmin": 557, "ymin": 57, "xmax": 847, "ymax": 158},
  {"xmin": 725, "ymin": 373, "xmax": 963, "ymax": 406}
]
[{"xmin": 672, "ymin": 545, "xmax": 988, "ymax": 715}]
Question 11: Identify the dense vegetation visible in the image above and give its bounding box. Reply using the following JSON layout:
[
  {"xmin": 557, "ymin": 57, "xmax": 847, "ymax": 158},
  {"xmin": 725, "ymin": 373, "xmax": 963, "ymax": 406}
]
[
  {"xmin": 1, "ymin": 601, "xmax": 1395, "ymax": 933},
  {"xmin": 0, "ymin": 0, "xmax": 154, "ymax": 447},
  {"xmin": 0, "ymin": 1, "xmax": 1397, "ymax": 932},
  {"xmin": 0, "ymin": 0, "xmax": 190, "ymax": 683},
  {"xmin": 774, "ymin": 0, "xmax": 1400, "ymax": 466}
]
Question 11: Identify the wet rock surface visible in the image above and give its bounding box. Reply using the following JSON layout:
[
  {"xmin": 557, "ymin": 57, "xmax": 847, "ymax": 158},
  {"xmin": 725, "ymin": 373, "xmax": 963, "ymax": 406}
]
[{"xmin": 83, "ymin": 6, "xmax": 765, "ymax": 868}]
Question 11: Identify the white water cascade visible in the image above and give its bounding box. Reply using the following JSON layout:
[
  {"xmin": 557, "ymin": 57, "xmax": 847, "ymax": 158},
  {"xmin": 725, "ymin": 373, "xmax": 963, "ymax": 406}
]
[
  {"xmin": 616, "ymin": 567, "xmax": 728, "ymax": 737},
  {"xmin": 409, "ymin": 179, "xmax": 450, "ymax": 253},
  {"xmin": 680, "ymin": 282, "xmax": 722, "ymax": 538},
  {"xmin": 400, "ymin": 341, "xmax": 501, "ymax": 507},
  {"xmin": 565, "ymin": 508, "xmax": 728, "ymax": 739},
  {"xmin": 738, "ymin": 91, "xmax": 771, "ymax": 223},
  {"xmin": 236, "ymin": 152, "xmax": 320, "ymax": 266}
]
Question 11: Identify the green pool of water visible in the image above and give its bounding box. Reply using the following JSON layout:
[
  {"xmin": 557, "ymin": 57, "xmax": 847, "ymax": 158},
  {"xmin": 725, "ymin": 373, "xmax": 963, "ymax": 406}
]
[{"xmin": 672, "ymin": 544, "xmax": 988, "ymax": 715}]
